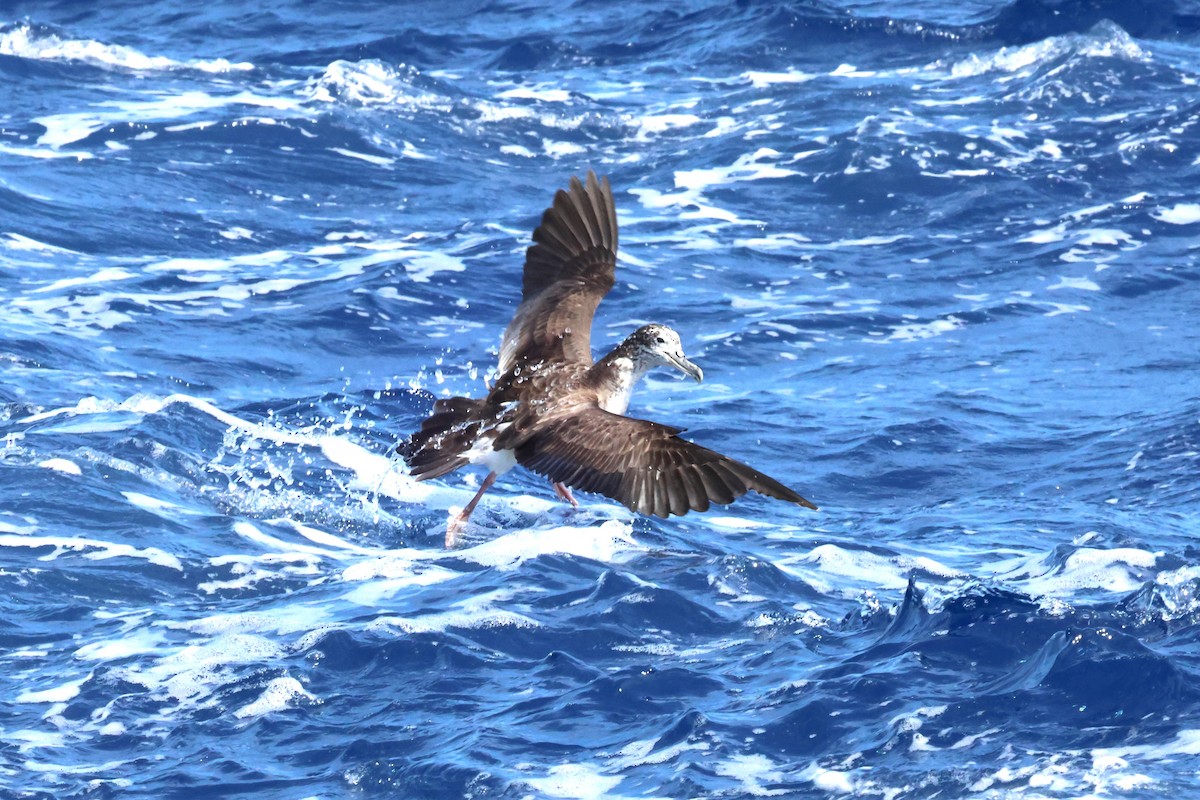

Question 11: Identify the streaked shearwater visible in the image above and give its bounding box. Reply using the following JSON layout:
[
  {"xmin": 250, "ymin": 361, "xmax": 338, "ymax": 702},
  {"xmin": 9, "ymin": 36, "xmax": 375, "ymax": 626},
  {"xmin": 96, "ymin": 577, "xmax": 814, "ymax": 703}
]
[{"xmin": 399, "ymin": 171, "xmax": 817, "ymax": 546}]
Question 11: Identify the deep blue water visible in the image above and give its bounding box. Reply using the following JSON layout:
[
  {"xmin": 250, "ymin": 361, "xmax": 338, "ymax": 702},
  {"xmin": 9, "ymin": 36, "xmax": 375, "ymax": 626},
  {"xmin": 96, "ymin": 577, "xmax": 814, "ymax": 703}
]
[{"xmin": 2, "ymin": 1, "xmax": 1200, "ymax": 797}]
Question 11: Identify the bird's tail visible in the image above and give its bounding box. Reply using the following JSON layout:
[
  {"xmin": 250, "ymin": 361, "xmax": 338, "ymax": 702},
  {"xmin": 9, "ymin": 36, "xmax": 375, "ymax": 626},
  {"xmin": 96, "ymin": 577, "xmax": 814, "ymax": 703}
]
[{"xmin": 396, "ymin": 396, "xmax": 485, "ymax": 481}]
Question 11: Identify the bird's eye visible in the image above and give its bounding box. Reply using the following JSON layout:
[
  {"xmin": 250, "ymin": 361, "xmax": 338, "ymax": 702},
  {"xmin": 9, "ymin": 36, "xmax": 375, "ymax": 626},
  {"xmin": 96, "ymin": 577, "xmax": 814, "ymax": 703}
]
[{"xmin": 655, "ymin": 336, "xmax": 665, "ymax": 344}]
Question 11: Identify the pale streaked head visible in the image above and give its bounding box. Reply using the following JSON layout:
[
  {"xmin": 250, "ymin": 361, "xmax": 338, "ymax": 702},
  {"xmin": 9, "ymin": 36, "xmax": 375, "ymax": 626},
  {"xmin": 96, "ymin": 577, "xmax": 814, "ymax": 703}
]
[{"xmin": 625, "ymin": 324, "xmax": 703, "ymax": 383}]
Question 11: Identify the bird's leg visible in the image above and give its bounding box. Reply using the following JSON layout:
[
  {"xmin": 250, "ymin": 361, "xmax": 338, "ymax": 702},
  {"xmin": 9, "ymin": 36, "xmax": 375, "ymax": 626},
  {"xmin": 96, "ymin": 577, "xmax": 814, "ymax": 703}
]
[
  {"xmin": 446, "ymin": 471, "xmax": 498, "ymax": 549},
  {"xmin": 552, "ymin": 481, "xmax": 578, "ymax": 507}
]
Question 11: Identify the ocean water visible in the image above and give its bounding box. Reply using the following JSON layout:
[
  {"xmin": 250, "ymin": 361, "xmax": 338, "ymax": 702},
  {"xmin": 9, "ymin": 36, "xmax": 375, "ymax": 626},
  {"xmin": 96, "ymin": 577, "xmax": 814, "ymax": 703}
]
[{"xmin": 2, "ymin": 0, "xmax": 1200, "ymax": 797}]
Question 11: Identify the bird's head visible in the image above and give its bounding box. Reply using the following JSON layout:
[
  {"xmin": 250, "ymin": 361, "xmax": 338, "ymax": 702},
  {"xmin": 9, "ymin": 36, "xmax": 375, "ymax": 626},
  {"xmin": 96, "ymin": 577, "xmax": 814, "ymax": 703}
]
[{"xmin": 626, "ymin": 324, "xmax": 703, "ymax": 383}]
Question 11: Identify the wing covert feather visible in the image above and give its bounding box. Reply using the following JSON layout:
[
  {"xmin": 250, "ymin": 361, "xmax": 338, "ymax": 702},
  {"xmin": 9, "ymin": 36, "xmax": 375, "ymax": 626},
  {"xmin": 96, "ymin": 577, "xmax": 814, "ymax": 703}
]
[
  {"xmin": 513, "ymin": 407, "xmax": 818, "ymax": 517},
  {"xmin": 498, "ymin": 171, "xmax": 618, "ymax": 372}
]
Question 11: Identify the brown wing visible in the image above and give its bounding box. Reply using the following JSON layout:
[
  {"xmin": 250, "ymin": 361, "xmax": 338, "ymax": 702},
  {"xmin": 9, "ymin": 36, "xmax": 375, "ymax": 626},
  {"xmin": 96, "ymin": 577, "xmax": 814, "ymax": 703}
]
[
  {"xmin": 512, "ymin": 406, "xmax": 818, "ymax": 518},
  {"xmin": 498, "ymin": 171, "xmax": 618, "ymax": 373}
]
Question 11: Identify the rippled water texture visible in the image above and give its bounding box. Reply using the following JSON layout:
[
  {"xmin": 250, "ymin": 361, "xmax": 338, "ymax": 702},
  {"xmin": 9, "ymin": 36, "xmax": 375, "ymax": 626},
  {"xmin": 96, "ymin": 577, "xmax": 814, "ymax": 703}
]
[{"xmin": 2, "ymin": 1, "xmax": 1200, "ymax": 797}]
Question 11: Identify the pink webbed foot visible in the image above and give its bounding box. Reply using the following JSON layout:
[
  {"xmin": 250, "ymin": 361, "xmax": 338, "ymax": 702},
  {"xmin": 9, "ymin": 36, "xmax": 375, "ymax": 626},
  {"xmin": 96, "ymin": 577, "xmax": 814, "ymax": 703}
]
[
  {"xmin": 552, "ymin": 481, "xmax": 578, "ymax": 508},
  {"xmin": 445, "ymin": 470, "xmax": 498, "ymax": 548}
]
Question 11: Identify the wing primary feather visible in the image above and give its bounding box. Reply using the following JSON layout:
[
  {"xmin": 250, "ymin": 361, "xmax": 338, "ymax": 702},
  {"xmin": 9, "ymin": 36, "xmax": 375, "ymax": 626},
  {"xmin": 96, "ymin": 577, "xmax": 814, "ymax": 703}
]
[
  {"xmin": 680, "ymin": 467, "xmax": 710, "ymax": 512},
  {"xmin": 582, "ymin": 171, "xmax": 608, "ymax": 248},
  {"xmin": 698, "ymin": 463, "xmax": 736, "ymax": 505},
  {"xmin": 667, "ymin": 475, "xmax": 689, "ymax": 516},
  {"xmin": 573, "ymin": 174, "xmax": 603, "ymax": 246},
  {"xmin": 651, "ymin": 471, "xmax": 668, "ymax": 517}
]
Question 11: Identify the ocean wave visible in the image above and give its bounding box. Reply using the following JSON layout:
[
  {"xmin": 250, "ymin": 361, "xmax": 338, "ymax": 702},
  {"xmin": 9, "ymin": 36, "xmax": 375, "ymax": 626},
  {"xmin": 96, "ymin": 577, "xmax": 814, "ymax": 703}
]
[{"xmin": 0, "ymin": 22, "xmax": 252, "ymax": 73}]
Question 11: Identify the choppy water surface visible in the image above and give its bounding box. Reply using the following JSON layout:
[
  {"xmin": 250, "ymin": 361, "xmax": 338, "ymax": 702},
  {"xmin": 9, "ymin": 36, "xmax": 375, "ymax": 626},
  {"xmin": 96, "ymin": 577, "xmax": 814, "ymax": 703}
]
[{"xmin": 2, "ymin": 1, "xmax": 1200, "ymax": 797}]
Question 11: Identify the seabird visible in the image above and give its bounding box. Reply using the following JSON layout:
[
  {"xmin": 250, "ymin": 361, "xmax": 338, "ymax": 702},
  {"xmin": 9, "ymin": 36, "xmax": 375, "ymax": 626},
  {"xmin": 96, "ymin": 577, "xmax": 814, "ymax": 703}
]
[{"xmin": 399, "ymin": 171, "xmax": 817, "ymax": 547}]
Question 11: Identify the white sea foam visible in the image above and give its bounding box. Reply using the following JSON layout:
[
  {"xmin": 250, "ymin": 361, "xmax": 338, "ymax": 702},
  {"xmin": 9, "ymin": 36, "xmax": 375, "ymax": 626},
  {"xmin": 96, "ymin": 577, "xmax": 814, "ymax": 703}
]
[
  {"xmin": 233, "ymin": 676, "xmax": 317, "ymax": 719},
  {"xmin": 543, "ymin": 139, "xmax": 587, "ymax": 158},
  {"xmin": 733, "ymin": 233, "xmax": 812, "ymax": 251},
  {"xmin": 0, "ymin": 533, "xmax": 182, "ymax": 570},
  {"xmin": 500, "ymin": 144, "xmax": 537, "ymax": 158},
  {"xmin": 15, "ymin": 673, "xmax": 91, "ymax": 704},
  {"xmin": 363, "ymin": 582, "xmax": 529, "ymax": 632},
  {"xmin": 340, "ymin": 520, "xmax": 640, "ymax": 611},
  {"xmin": 231, "ymin": 520, "xmax": 361, "ymax": 563},
  {"xmin": 309, "ymin": 60, "xmax": 444, "ymax": 108},
  {"xmin": 990, "ymin": 546, "xmax": 1158, "ymax": 596},
  {"xmin": 636, "ymin": 113, "xmax": 702, "ymax": 139},
  {"xmin": 942, "ymin": 21, "xmax": 1145, "ymax": 81},
  {"xmin": 778, "ymin": 543, "xmax": 962, "ymax": 595},
  {"xmin": 38, "ymin": 458, "xmax": 82, "ymax": 475},
  {"xmin": 1048, "ymin": 276, "xmax": 1101, "ymax": 292},
  {"xmin": 403, "ymin": 251, "xmax": 466, "ymax": 282},
  {"xmin": 0, "ymin": 515, "xmax": 37, "ymax": 535},
  {"xmin": 1039, "ymin": 301, "xmax": 1090, "ymax": 317},
  {"xmin": 743, "ymin": 69, "xmax": 815, "ymax": 88},
  {"xmin": 1153, "ymin": 203, "xmax": 1200, "ymax": 225},
  {"xmin": 7, "ymin": 729, "xmax": 68, "ymax": 754},
  {"xmin": 1074, "ymin": 228, "xmax": 1135, "ymax": 247},
  {"xmin": 145, "ymin": 249, "xmax": 290, "ymax": 274},
  {"xmin": 31, "ymin": 89, "xmax": 299, "ymax": 150},
  {"xmin": 630, "ymin": 149, "xmax": 796, "ymax": 225},
  {"xmin": 1019, "ymin": 223, "xmax": 1067, "ymax": 244},
  {"xmin": 2, "ymin": 233, "xmax": 80, "ymax": 253},
  {"xmin": 0, "ymin": 24, "xmax": 252, "ymax": 73},
  {"xmin": 74, "ymin": 629, "xmax": 163, "ymax": 662},
  {"xmin": 716, "ymin": 753, "xmax": 787, "ymax": 796},
  {"xmin": 328, "ymin": 147, "xmax": 395, "ymax": 166},
  {"xmin": 0, "ymin": 143, "xmax": 93, "ymax": 160},
  {"xmin": 498, "ymin": 86, "xmax": 571, "ymax": 103},
  {"xmin": 312, "ymin": 61, "xmax": 589, "ymax": 141},
  {"xmin": 807, "ymin": 234, "xmax": 910, "ymax": 250},
  {"xmin": 873, "ymin": 316, "xmax": 964, "ymax": 344},
  {"xmin": 12, "ymin": 238, "xmax": 467, "ymax": 333},
  {"xmin": 121, "ymin": 491, "xmax": 199, "ymax": 517},
  {"xmin": 341, "ymin": 557, "xmax": 462, "ymax": 606},
  {"xmin": 522, "ymin": 763, "xmax": 626, "ymax": 800},
  {"xmin": 798, "ymin": 764, "xmax": 857, "ymax": 794},
  {"xmin": 115, "ymin": 632, "xmax": 285, "ymax": 706},
  {"xmin": 459, "ymin": 521, "xmax": 639, "ymax": 569},
  {"xmin": 607, "ymin": 735, "xmax": 709, "ymax": 769},
  {"xmin": 1094, "ymin": 729, "xmax": 1200, "ymax": 770}
]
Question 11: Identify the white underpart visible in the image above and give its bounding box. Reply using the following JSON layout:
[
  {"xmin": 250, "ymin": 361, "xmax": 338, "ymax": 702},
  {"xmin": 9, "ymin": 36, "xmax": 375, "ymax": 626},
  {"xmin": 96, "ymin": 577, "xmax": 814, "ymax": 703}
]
[
  {"xmin": 465, "ymin": 423, "xmax": 518, "ymax": 474},
  {"xmin": 597, "ymin": 356, "xmax": 642, "ymax": 415}
]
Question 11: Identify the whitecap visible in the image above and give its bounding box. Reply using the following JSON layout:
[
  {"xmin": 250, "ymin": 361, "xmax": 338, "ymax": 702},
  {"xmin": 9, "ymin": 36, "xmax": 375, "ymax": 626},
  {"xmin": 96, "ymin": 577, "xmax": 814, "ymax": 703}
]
[
  {"xmin": 0, "ymin": 533, "xmax": 182, "ymax": 570},
  {"xmin": 743, "ymin": 69, "xmax": 815, "ymax": 89},
  {"xmin": 74, "ymin": 629, "xmax": 163, "ymax": 662},
  {"xmin": 779, "ymin": 543, "xmax": 963, "ymax": 595},
  {"xmin": 16, "ymin": 672, "xmax": 91, "ymax": 704},
  {"xmin": 498, "ymin": 86, "xmax": 571, "ymax": 102},
  {"xmin": 607, "ymin": 735, "xmax": 709, "ymax": 769},
  {"xmin": 233, "ymin": 676, "xmax": 317, "ymax": 719},
  {"xmin": 873, "ymin": 316, "xmax": 964, "ymax": 344},
  {"xmin": 116, "ymin": 634, "xmax": 280, "ymax": 707},
  {"xmin": 32, "ymin": 90, "xmax": 301, "ymax": 149},
  {"xmin": 522, "ymin": 763, "xmax": 627, "ymax": 800},
  {"xmin": 636, "ymin": 113, "xmax": 702, "ymax": 139},
  {"xmin": 941, "ymin": 21, "xmax": 1145, "ymax": 81},
  {"xmin": 715, "ymin": 753, "xmax": 788, "ymax": 796},
  {"xmin": 457, "ymin": 520, "xmax": 640, "ymax": 570},
  {"xmin": 38, "ymin": 458, "xmax": 81, "ymax": 475},
  {"xmin": 1153, "ymin": 203, "xmax": 1200, "ymax": 225},
  {"xmin": 1048, "ymin": 276, "xmax": 1101, "ymax": 291},
  {"xmin": 990, "ymin": 546, "xmax": 1158, "ymax": 596},
  {"xmin": 0, "ymin": 24, "xmax": 252, "ymax": 73},
  {"xmin": 328, "ymin": 147, "xmax": 395, "ymax": 166},
  {"xmin": 543, "ymin": 139, "xmax": 587, "ymax": 157}
]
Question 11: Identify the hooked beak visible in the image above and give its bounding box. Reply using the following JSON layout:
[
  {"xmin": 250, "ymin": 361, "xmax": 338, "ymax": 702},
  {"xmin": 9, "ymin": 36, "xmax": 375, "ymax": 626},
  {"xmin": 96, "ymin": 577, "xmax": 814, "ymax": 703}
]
[{"xmin": 668, "ymin": 352, "xmax": 704, "ymax": 383}]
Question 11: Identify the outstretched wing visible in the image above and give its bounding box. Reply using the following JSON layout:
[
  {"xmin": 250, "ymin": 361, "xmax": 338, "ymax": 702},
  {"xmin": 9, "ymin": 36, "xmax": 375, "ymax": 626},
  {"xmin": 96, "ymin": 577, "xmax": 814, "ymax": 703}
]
[
  {"xmin": 498, "ymin": 171, "xmax": 618, "ymax": 373},
  {"xmin": 512, "ymin": 406, "xmax": 818, "ymax": 518}
]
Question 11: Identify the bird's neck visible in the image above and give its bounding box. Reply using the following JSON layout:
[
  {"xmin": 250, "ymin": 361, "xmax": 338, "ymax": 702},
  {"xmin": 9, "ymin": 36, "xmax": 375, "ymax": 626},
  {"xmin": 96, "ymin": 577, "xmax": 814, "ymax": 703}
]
[{"xmin": 589, "ymin": 343, "xmax": 650, "ymax": 415}]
